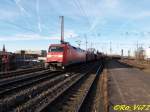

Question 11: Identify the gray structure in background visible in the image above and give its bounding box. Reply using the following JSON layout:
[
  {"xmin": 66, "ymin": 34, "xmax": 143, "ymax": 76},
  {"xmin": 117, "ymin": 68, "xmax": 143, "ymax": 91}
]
[{"xmin": 15, "ymin": 50, "xmax": 47, "ymax": 57}]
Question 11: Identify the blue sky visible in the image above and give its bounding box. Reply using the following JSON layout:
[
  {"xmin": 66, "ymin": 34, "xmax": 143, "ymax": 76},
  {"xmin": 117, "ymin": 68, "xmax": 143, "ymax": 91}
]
[{"xmin": 0, "ymin": 0, "xmax": 150, "ymax": 55}]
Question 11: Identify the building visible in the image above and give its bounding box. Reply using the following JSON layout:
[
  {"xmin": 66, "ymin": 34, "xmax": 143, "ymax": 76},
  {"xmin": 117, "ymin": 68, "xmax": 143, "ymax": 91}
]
[
  {"xmin": 144, "ymin": 47, "xmax": 150, "ymax": 60},
  {"xmin": 15, "ymin": 50, "xmax": 47, "ymax": 56},
  {"xmin": 0, "ymin": 45, "xmax": 12, "ymax": 72},
  {"xmin": 14, "ymin": 50, "xmax": 47, "ymax": 64}
]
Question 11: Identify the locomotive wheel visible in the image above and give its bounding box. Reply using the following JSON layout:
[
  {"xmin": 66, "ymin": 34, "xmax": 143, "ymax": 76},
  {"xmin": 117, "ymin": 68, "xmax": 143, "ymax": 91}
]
[
  {"xmin": 50, "ymin": 66, "xmax": 57, "ymax": 71},
  {"xmin": 62, "ymin": 66, "xmax": 67, "ymax": 70},
  {"xmin": 44, "ymin": 63, "xmax": 49, "ymax": 69}
]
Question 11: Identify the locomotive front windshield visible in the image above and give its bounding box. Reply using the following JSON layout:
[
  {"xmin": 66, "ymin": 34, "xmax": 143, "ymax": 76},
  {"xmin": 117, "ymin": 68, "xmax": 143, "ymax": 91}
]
[{"xmin": 49, "ymin": 46, "xmax": 64, "ymax": 52}]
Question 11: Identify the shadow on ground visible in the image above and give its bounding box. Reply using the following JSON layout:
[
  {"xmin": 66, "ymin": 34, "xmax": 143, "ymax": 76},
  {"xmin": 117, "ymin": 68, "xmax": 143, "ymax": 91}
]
[{"xmin": 106, "ymin": 59, "xmax": 133, "ymax": 69}]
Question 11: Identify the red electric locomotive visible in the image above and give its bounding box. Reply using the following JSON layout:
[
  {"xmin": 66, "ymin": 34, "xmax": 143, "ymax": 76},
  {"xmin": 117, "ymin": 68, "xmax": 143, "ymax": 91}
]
[
  {"xmin": 45, "ymin": 16, "xmax": 95, "ymax": 70},
  {"xmin": 45, "ymin": 42, "xmax": 86, "ymax": 70}
]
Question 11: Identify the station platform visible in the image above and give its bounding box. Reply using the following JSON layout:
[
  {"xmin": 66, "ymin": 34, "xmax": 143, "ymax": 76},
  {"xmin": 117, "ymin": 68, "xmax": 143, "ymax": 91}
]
[{"xmin": 107, "ymin": 60, "xmax": 150, "ymax": 112}]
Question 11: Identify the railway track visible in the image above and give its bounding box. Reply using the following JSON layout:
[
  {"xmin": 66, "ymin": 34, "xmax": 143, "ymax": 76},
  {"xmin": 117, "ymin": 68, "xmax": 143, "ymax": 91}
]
[
  {"xmin": 0, "ymin": 66, "xmax": 44, "ymax": 79},
  {"xmin": 4, "ymin": 62, "xmax": 103, "ymax": 112},
  {"xmin": 0, "ymin": 69, "xmax": 54, "ymax": 92},
  {"xmin": 0, "ymin": 63, "xmax": 91, "ymax": 112},
  {"xmin": 0, "ymin": 70, "xmax": 61, "ymax": 97},
  {"xmin": 41, "ymin": 62, "xmax": 103, "ymax": 112}
]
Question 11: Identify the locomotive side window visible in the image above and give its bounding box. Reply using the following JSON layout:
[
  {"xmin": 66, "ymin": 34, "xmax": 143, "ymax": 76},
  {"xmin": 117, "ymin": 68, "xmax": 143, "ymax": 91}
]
[{"xmin": 49, "ymin": 46, "xmax": 64, "ymax": 52}]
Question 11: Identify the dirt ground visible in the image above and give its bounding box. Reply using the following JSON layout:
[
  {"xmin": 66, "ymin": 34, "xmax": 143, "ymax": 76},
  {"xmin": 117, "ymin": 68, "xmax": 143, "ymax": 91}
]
[{"xmin": 119, "ymin": 59, "xmax": 150, "ymax": 74}]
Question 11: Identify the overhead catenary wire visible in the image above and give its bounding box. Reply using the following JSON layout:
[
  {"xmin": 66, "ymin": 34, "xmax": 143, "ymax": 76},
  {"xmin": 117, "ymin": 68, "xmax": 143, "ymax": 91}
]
[
  {"xmin": 1, "ymin": 20, "xmax": 38, "ymax": 33},
  {"xmin": 3, "ymin": 0, "xmax": 40, "ymax": 33},
  {"xmin": 73, "ymin": 0, "xmax": 91, "ymax": 26}
]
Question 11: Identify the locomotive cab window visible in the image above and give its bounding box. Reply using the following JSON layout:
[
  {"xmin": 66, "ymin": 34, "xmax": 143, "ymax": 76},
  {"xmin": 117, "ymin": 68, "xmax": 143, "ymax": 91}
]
[{"xmin": 49, "ymin": 46, "xmax": 64, "ymax": 52}]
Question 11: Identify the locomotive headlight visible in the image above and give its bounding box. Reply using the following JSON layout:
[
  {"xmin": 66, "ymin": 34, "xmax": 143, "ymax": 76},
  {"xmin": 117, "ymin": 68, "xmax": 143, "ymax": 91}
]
[
  {"xmin": 58, "ymin": 55, "xmax": 63, "ymax": 58},
  {"xmin": 47, "ymin": 54, "xmax": 52, "ymax": 58}
]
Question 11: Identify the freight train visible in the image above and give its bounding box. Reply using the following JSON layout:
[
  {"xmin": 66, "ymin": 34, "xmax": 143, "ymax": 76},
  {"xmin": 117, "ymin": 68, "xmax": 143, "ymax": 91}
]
[
  {"xmin": 45, "ymin": 16, "xmax": 102, "ymax": 70},
  {"xmin": 45, "ymin": 42, "xmax": 100, "ymax": 70}
]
